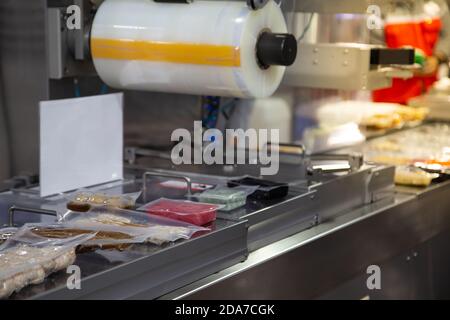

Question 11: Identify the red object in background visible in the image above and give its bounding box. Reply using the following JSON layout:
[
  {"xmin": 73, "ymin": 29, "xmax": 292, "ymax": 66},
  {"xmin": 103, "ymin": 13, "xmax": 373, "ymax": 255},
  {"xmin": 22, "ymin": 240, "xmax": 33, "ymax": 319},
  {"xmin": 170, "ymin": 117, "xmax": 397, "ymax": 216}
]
[
  {"xmin": 143, "ymin": 199, "xmax": 217, "ymax": 226},
  {"xmin": 373, "ymin": 17, "xmax": 442, "ymax": 104}
]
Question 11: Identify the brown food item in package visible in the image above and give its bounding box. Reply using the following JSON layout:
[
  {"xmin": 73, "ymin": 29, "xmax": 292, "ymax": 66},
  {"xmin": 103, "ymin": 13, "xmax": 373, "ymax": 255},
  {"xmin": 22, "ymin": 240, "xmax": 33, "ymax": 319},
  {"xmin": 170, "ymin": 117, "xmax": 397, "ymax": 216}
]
[
  {"xmin": 67, "ymin": 193, "xmax": 136, "ymax": 212},
  {"xmin": 31, "ymin": 227, "xmax": 134, "ymax": 252}
]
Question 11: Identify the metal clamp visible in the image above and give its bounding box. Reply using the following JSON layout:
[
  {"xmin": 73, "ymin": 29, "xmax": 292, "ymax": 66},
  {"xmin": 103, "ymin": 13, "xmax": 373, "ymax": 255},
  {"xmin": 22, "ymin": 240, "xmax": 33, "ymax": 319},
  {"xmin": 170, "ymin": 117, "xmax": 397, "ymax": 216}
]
[
  {"xmin": 142, "ymin": 171, "xmax": 193, "ymax": 202},
  {"xmin": 273, "ymin": 143, "xmax": 306, "ymax": 157},
  {"xmin": 307, "ymin": 152, "xmax": 364, "ymax": 177},
  {"xmin": 0, "ymin": 174, "xmax": 39, "ymax": 193},
  {"xmin": 9, "ymin": 206, "xmax": 57, "ymax": 227}
]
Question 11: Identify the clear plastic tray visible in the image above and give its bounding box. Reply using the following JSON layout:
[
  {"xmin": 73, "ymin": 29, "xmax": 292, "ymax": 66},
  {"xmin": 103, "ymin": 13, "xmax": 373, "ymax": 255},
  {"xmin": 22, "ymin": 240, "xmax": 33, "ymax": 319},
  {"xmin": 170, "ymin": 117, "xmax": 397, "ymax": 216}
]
[{"xmin": 193, "ymin": 186, "xmax": 257, "ymax": 211}]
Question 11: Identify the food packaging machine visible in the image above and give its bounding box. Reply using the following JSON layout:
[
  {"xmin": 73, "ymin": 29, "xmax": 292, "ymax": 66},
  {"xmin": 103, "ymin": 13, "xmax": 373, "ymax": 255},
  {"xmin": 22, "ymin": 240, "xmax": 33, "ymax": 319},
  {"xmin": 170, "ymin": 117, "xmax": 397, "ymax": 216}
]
[
  {"xmin": 2, "ymin": 0, "xmax": 450, "ymax": 301},
  {"xmin": 2, "ymin": 123, "xmax": 450, "ymax": 299}
]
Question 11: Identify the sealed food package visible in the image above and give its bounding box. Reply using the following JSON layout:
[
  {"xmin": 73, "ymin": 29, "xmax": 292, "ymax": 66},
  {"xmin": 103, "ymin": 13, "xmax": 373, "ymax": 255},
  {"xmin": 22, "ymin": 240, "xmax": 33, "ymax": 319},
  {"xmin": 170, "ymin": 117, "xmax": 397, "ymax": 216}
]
[
  {"xmin": 395, "ymin": 166, "xmax": 439, "ymax": 187},
  {"xmin": 365, "ymin": 124, "xmax": 450, "ymax": 165},
  {"xmin": 227, "ymin": 177, "xmax": 289, "ymax": 200},
  {"xmin": 0, "ymin": 227, "xmax": 94, "ymax": 299},
  {"xmin": 139, "ymin": 198, "xmax": 218, "ymax": 226},
  {"xmin": 66, "ymin": 190, "xmax": 141, "ymax": 212},
  {"xmin": 193, "ymin": 186, "xmax": 257, "ymax": 211},
  {"xmin": 91, "ymin": 0, "xmax": 290, "ymax": 98},
  {"xmin": 0, "ymin": 228, "xmax": 17, "ymax": 245},
  {"xmin": 59, "ymin": 207, "xmax": 208, "ymax": 247}
]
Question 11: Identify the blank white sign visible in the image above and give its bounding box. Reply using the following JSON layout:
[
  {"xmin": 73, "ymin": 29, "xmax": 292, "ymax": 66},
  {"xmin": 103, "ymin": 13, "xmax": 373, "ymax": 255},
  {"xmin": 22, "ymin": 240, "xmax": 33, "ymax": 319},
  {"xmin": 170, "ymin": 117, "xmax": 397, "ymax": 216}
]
[{"xmin": 40, "ymin": 93, "xmax": 124, "ymax": 197}]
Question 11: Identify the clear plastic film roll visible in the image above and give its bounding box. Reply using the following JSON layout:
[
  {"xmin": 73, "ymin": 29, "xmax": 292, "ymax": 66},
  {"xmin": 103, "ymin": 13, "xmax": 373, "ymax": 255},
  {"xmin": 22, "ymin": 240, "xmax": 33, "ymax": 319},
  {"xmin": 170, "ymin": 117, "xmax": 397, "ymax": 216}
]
[{"xmin": 91, "ymin": 0, "xmax": 289, "ymax": 98}]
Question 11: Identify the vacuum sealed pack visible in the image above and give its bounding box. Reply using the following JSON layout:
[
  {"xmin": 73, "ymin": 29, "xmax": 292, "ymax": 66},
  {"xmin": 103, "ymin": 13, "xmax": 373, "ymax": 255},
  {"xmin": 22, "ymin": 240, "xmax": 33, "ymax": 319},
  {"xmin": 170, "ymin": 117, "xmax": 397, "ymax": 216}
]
[
  {"xmin": 58, "ymin": 207, "xmax": 208, "ymax": 247},
  {"xmin": 139, "ymin": 198, "xmax": 219, "ymax": 226},
  {"xmin": 394, "ymin": 166, "xmax": 439, "ymax": 187},
  {"xmin": 0, "ymin": 226, "xmax": 94, "ymax": 299},
  {"xmin": 193, "ymin": 185, "xmax": 257, "ymax": 211}
]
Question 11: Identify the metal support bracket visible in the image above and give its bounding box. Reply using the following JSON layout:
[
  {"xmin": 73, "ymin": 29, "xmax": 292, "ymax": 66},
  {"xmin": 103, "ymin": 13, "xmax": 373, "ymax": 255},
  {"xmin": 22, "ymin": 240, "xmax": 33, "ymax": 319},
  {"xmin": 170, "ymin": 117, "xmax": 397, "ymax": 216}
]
[{"xmin": 363, "ymin": 165, "xmax": 396, "ymax": 204}]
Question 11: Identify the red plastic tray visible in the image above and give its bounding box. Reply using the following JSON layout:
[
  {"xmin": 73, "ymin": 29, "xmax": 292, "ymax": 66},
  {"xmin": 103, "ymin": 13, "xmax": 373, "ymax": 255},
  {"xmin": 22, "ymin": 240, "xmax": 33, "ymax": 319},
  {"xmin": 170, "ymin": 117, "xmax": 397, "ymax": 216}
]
[{"xmin": 143, "ymin": 199, "xmax": 217, "ymax": 226}]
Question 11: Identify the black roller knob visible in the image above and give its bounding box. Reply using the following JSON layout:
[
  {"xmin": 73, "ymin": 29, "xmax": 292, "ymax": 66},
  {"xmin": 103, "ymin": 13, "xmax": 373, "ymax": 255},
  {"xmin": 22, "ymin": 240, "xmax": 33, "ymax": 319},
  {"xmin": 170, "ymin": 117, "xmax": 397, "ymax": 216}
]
[{"xmin": 256, "ymin": 32, "xmax": 297, "ymax": 69}]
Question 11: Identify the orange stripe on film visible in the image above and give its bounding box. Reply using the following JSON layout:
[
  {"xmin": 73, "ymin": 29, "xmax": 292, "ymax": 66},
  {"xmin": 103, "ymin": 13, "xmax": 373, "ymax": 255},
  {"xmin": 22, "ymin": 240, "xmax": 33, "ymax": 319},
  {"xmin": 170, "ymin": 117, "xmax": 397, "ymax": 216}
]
[{"xmin": 91, "ymin": 38, "xmax": 241, "ymax": 67}]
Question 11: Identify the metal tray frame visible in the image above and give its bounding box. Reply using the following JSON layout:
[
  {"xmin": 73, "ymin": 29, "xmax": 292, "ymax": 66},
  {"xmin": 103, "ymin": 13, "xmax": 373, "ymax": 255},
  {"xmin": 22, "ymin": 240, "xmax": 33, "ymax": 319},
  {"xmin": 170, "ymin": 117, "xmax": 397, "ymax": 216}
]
[{"xmin": 218, "ymin": 165, "xmax": 395, "ymax": 251}]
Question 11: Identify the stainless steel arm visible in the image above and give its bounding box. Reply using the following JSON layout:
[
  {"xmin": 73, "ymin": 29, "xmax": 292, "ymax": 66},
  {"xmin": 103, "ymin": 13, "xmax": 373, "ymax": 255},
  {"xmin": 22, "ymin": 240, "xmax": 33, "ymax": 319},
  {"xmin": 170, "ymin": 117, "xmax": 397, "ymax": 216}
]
[{"xmin": 307, "ymin": 152, "xmax": 364, "ymax": 176}]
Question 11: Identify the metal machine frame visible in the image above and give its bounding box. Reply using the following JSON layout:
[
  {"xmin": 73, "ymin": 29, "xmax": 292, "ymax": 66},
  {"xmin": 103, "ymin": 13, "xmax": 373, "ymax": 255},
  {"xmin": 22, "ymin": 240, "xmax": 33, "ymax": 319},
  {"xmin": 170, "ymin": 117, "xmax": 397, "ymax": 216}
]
[{"xmin": 285, "ymin": 43, "xmax": 414, "ymax": 90}]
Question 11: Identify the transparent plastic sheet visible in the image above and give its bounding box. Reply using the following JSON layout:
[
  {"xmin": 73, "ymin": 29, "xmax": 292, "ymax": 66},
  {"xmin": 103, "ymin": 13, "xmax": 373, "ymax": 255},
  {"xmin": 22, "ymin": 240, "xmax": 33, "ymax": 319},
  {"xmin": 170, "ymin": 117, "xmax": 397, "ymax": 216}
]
[
  {"xmin": 138, "ymin": 198, "xmax": 220, "ymax": 226},
  {"xmin": 158, "ymin": 180, "xmax": 214, "ymax": 193},
  {"xmin": 0, "ymin": 227, "xmax": 95, "ymax": 299},
  {"xmin": 90, "ymin": 0, "xmax": 287, "ymax": 98},
  {"xmin": 59, "ymin": 207, "xmax": 209, "ymax": 247},
  {"xmin": 364, "ymin": 124, "xmax": 450, "ymax": 167},
  {"xmin": 362, "ymin": 124, "xmax": 450, "ymax": 186},
  {"xmin": 64, "ymin": 190, "xmax": 141, "ymax": 213},
  {"xmin": 192, "ymin": 185, "xmax": 258, "ymax": 211}
]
